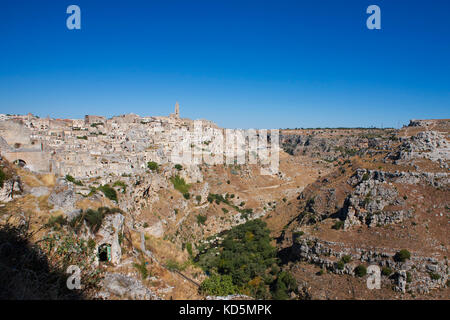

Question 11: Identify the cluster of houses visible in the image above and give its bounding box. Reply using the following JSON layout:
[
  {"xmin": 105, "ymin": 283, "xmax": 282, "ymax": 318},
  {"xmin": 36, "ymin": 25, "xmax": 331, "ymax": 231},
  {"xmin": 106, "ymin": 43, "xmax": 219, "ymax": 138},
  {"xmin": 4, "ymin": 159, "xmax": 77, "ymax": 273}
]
[{"xmin": 0, "ymin": 104, "xmax": 220, "ymax": 179}]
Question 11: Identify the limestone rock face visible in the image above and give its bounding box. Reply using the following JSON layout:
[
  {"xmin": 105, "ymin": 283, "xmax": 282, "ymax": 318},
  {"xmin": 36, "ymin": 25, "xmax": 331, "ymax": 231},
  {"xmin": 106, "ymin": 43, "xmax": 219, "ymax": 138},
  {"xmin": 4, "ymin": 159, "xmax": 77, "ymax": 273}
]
[
  {"xmin": 342, "ymin": 170, "xmax": 409, "ymax": 229},
  {"xmin": 127, "ymin": 173, "xmax": 169, "ymax": 214},
  {"xmin": 48, "ymin": 179, "xmax": 77, "ymax": 214},
  {"xmin": 394, "ymin": 130, "xmax": 450, "ymax": 168},
  {"xmin": 29, "ymin": 186, "xmax": 49, "ymax": 198},
  {"xmin": 95, "ymin": 212, "xmax": 125, "ymax": 265},
  {"xmin": 145, "ymin": 220, "xmax": 164, "ymax": 238},
  {"xmin": 98, "ymin": 273, "xmax": 160, "ymax": 300},
  {"xmin": 395, "ymin": 270, "xmax": 407, "ymax": 293},
  {"xmin": 0, "ymin": 176, "xmax": 22, "ymax": 202},
  {"xmin": 180, "ymin": 164, "xmax": 203, "ymax": 184},
  {"xmin": 290, "ymin": 236, "xmax": 448, "ymax": 294}
]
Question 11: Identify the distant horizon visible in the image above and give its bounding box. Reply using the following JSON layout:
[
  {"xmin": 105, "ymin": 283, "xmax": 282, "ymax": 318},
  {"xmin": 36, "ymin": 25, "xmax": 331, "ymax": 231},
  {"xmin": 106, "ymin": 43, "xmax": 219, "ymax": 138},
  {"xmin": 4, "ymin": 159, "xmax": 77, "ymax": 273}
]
[
  {"xmin": 1, "ymin": 0, "xmax": 449, "ymax": 129},
  {"xmin": 5, "ymin": 111, "xmax": 450, "ymax": 130}
]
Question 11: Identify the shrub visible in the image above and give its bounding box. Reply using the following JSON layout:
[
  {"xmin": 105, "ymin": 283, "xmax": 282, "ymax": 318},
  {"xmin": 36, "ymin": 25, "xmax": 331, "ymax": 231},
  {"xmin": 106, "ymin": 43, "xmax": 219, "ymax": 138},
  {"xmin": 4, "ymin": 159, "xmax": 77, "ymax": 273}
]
[
  {"xmin": 394, "ymin": 249, "xmax": 411, "ymax": 262},
  {"xmin": 341, "ymin": 255, "xmax": 352, "ymax": 264},
  {"xmin": 84, "ymin": 209, "xmax": 104, "ymax": 233},
  {"xmin": 222, "ymin": 208, "xmax": 229, "ymax": 214},
  {"xmin": 197, "ymin": 214, "xmax": 207, "ymax": 225},
  {"xmin": 293, "ymin": 231, "xmax": 304, "ymax": 238},
  {"xmin": 354, "ymin": 265, "xmax": 367, "ymax": 277},
  {"xmin": 406, "ymin": 272, "xmax": 412, "ymax": 283},
  {"xmin": 113, "ymin": 181, "xmax": 127, "ymax": 193},
  {"xmin": 65, "ymin": 174, "xmax": 83, "ymax": 186},
  {"xmin": 174, "ymin": 164, "xmax": 183, "ymax": 171},
  {"xmin": 147, "ymin": 161, "xmax": 159, "ymax": 171},
  {"xmin": 336, "ymin": 260, "xmax": 345, "ymax": 270},
  {"xmin": 98, "ymin": 184, "xmax": 118, "ymax": 202},
  {"xmin": 45, "ymin": 215, "xmax": 67, "ymax": 229},
  {"xmin": 185, "ymin": 242, "xmax": 193, "ymax": 256},
  {"xmin": 183, "ymin": 192, "xmax": 190, "ymax": 200},
  {"xmin": 133, "ymin": 259, "xmax": 148, "ymax": 280},
  {"xmin": 170, "ymin": 175, "xmax": 190, "ymax": 194},
  {"xmin": 381, "ymin": 267, "xmax": 393, "ymax": 276},
  {"xmin": 200, "ymin": 274, "xmax": 236, "ymax": 296},
  {"xmin": 332, "ymin": 220, "xmax": 344, "ymax": 230},
  {"xmin": 165, "ymin": 259, "xmax": 185, "ymax": 271},
  {"xmin": 271, "ymin": 271, "xmax": 298, "ymax": 300},
  {"xmin": 0, "ymin": 169, "xmax": 6, "ymax": 188},
  {"xmin": 429, "ymin": 272, "xmax": 441, "ymax": 280},
  {"xmin": 195, "ymin": 195, "xmax": 202, "ymax": 203}
]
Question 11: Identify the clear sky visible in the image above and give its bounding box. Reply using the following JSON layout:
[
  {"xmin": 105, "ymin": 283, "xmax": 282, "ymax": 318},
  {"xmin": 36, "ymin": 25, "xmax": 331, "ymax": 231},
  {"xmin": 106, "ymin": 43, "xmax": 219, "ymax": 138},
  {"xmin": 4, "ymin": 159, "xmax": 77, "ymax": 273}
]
[{"xmin": 0, "ymin": 0, "xmax": 449, "ymax": 129}]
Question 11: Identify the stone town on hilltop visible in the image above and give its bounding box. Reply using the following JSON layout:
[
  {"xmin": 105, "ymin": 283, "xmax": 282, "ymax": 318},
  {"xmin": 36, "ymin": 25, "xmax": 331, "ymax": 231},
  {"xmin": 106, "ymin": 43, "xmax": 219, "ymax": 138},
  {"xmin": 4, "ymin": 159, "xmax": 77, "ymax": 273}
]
[{"xmin": 0, "ymin": 102, "xmax": 218, "ymax": 179}]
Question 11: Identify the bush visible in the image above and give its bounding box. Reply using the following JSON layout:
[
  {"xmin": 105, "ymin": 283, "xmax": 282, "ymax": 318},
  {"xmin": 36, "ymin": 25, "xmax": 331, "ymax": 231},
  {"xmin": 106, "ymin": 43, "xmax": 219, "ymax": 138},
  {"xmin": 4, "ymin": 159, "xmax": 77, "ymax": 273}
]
[
  {"xmin": 197, "ymin": 214, "xmax": 207, "ymax": 225},
  {"xmin": 70, "ymin": 207, "xmax": 122, "ymax": 233},
  {"xmin": 174, "ymin": 164, "xmax": 183, "ymax": 171},
  {"xmin": 147, "ymin": 161, "xmax": 159, "ymax": 171},
  {"xmin": 195, "ymin": 195, "xmax": 202, "ymax": 203},
  {"xmin": 185, "ymin": 242, "xmax": 193, "ymax": 256},
  {"xmin": 98, "ymin": 184, "xmax": 118, "ymax": 202},
  {"xmin": 165, "ymin": 259, "xmax": 185, "ymax": 271},
  {"xmin": 406, "ymin": 272, "xmax": 412, "ymax": 283},
  {"xmin": 336, "ymin": 260, "xmax": 345, "ymax": 270},
  {"xmin": 341, "ymin": 255, "xmax": 352, "ymax": 264},
  {"xmin": 113, "ymin": 181, "xmax": 127, "ymax": 193},
  {"xmin": 133, "ymin": 259, "xmax": 148, "ymax": 280},
  {"xmin": 65, "ymin": 174, "xmax": 83, "ymax": 186},
  {"xmin": 170, "ymin": 175, "xmax": 190, "ymax": 194},
  {"xmin": 200, "ymin": 274, "xmax": 237, "ymax": 296},
  {"xmin": 45, "ymin": 215, "xmax": 67, "ymax": 229},
  {"xmin": 0, "ymin": 169, "xmax": 6, "ymax": 188},
  {"xmin": 381, "ymin": 267, "xmax": 393, "ymax": 276},
  {"xmin": 84, "ymin": 209, "xmax": 104, "ymax": 233},
  {"xmin": 272, "ymin": 271, "xmax": 298, "ymax": 300},
  {"xmin": 332, "ymin": 220, "xmax": 344, "ymax": 230},
  {"xmin": 429, "ymin": 272, "xmax": 441, "ymax": 280},
  {"xmin": 394, "ymin": 249, "xmax": 411, "ymax": 262},
  {"xmin": 183, "ymin": 192, "xmax": 190, "ymax": 200},
  {"xmin": 354, "ymin": 265, "xmax": 367, "ymax": 277},
  {"xmin": 293, "ymin": 231, "xmax": 304, "ymax": 238}
]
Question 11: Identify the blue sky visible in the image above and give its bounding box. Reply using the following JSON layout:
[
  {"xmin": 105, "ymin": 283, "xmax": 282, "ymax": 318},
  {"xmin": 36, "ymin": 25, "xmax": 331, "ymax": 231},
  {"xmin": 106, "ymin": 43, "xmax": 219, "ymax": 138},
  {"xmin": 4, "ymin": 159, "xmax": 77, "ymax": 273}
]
[{"xmin": 0, "ymin": 0, "xmax": 449, "ymax": 129}]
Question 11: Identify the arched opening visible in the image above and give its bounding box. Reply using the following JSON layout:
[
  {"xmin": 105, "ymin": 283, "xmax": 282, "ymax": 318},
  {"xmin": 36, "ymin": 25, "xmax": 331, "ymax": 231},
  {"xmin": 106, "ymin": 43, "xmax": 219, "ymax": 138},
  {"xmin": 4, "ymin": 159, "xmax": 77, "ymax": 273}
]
[
  {"xmin": 98, "ymin": 243, "xmax": 112, "ymax": 262},
  {"xmin": 13, "ymin": 159, "xmax": 26, "ymax": 168}
]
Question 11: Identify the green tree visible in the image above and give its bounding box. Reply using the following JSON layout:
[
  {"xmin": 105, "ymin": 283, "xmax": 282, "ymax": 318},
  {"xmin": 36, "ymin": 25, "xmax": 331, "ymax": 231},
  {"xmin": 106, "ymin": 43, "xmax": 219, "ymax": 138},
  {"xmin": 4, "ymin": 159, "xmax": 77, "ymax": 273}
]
[
  {"xmin": 394, "ymin": 249, "xmax": 411, "ymax": 262},
  {"xmin": 147, "ymin": 161, "xmax": 159, "ymax": 171}
]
